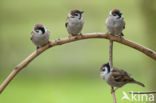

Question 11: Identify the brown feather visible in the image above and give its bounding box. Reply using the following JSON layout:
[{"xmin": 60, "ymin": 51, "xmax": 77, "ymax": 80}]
[
  {"xmin": 70, "ymin": 10, "xmax": 81, "ymax": 16},
  {"xmin": 111, "ymin": 9, "xmax": 121, "ymax": 15},
  {"xmin": 111, "ymin": 68, "xmax": 134, "ymax": 83}
]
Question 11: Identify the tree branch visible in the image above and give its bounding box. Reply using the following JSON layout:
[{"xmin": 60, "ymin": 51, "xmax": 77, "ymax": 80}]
[
  {"xmin": 0, "ymin": 33, "xmax": 156, "ymax": 94},
  {"xmin": 111, "ymin": 87, "xmax": 117, "ymax": 103},
  {"xmin": 109, "ymin": 40, "xmax": 113, "ymax": 68},
  {"xmin": 109, "ymin": 39, "xmax": 115, "ymax": 103}
]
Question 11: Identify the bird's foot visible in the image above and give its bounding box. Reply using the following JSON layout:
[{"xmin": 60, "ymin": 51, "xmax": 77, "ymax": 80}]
[
  {"xmin": 68, "ymin": 35, "xmax": 72, "ymax": 38},
  {"xmin": 119, "ymin": 35, "xmax": 124, "ymax": 40},
  {"xmin": 36, "ymin": 46, "xmax": 40, "ymax": 54},
  {"xmin": 111, "ymin": 87, "xmax": 115, "ymax": 94},
  {"xmin": 107, "ymin": 32, "xmax": 112, "ymax": 35},
  {"xmin": 80, "ymin": 33, "xmax": 83, "ymax": 36}
]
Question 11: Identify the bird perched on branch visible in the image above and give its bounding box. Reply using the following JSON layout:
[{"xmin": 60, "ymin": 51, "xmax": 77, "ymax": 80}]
[
  {"xmin": 65, "ymin": 9, "xmax": 84, "ymax": 36},
  {"xmin": 100, "ymin": 63, "xmax": 145, "ymax": 91},
  {"xmin": 106, "ymin": 9, "xmax": 125, "ymax": 36},
  {"xmin": 31, "ymin": 24, "xmax": 50, "ymax": 50}
]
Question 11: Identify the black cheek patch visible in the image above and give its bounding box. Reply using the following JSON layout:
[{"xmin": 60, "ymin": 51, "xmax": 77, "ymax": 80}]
[
  {"xmin": 38, "ymin": 27, "xmax": 45, "ymax": 34},
  {"xmin": 107, "ymin": 66, "xmax": 110, "ymax": 73}
]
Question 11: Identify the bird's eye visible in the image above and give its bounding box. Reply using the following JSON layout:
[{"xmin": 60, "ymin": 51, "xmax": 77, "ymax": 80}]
[
  {"xmin": 113, "ymin": 14, "xmax": 117, "ymax": 16},
  {"xmin": 35, "ymin": 30, "xmax": 40, "ymax": 33},
  {"xmin": 102, "ymin": 68, "xmax": 105, "ymax": 71},
  {"xmin": 74, "ymin": 13, "xmax": 78, "ymax": 16}
]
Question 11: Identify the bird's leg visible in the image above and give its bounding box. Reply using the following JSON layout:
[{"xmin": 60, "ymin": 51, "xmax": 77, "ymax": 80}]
[
  {"xmin": 36, "ymin": 46, "xmax": 40, "ymax": 54},
  {"xmin": 54, "ymin": 39, "xmax": 62, "ymax": 45},
  {"xmin": 54, "ymin": 39, "xmax": 59, "ymax": 42},
  {"xmin": 68, "ymin": 34, "xmax": 72, "ymax": 38},
  {"xmin": 118, "ymin": 33, "xmax": 124, "ymax": 39},
  {"xmin": 107, "ymin": 32, "xmax": 112, "ymax": 35},
  {"xmin": 36, "ymin": 46, "xmax": 39, "ymax": 50},
  {"xmin": 111, "ymin": 86, "xmax": 115, "ymax": 93},
  {"xmin": 48, "ymin": 41, "xmax": 51, "ymax": 45},
  {"xmin": 47, "ymin": 41, "xmax": 53, "ymax": 48},
  {"xmin": 114, "ymin": 87, "xmax": 119, "ymax": 92},
  {"xmin": 80, "ymin": 33, "xmax": 83, "ymax": 36}
]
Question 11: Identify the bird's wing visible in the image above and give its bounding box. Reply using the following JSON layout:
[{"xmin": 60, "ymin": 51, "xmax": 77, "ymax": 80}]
[
  {"xmin": 122, "ymin": 18, "xmax": 126, "ymax": 29},
  {"xmin": 65, "ymin": 22, "xmax": 68, "ymax": 28},
  {"xmin": 65, "ymin": 17, "xmax": 69, "ymax": 28},
  {"xmin": 30, "ymin": 31, "xmax": 33, "ymax": 40},
  {"xmin": 111, "ymin": 68, "xmax": 133, "ymax": 83}
]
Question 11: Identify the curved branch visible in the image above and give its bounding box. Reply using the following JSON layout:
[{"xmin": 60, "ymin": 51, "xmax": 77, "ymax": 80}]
[{"xmin": 0, "ymin": 33, "xmax": 156, "ymax": 94}]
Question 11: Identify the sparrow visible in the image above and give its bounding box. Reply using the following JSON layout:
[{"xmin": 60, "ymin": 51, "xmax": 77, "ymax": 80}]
[
  {"xmin": 31, "ymin": 24, "xmax": 50, "ymax": 49},
  {"xmin": 65, "ymin": 9, "xmax": 84, "ymax": 36},
  {"xmin": 106, "ymin": 9, "xmax": 125, "ymax": 36},
  {"xmin": 100, "ymin": 63, "xmax": 145, "ymax": 90}
]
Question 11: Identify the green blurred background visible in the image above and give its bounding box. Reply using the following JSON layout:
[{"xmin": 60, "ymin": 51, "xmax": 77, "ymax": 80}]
[{"xmin": 0, "ymin": 0, "xmax": 156, "ymax": 103}]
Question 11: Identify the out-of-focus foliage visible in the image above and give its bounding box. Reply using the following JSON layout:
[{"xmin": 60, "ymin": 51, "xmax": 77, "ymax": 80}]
[{"xmin": 140, "ymin": 0, "xmax": 156, "ymax": 90}]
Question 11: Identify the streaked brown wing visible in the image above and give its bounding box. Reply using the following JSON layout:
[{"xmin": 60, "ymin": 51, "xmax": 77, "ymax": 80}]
[
  {"xmin": 65, "ymin": 22, "xmax": 68, "ymax": 28},
  {"xmin": 111, "ymin": 68, "xmax": 133, "ymax": 83},
  {"xmin": 122, "ymin": 18, "xmax": 125, "ymax": 29}
]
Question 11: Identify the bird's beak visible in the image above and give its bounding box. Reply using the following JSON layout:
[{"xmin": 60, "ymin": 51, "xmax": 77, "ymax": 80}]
[{"xmin": 80, "ymin": 11, "xmax": 84, "ymax": 14}]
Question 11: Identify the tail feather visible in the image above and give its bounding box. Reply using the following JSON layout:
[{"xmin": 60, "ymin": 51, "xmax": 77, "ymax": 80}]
[
  {"xmin": 133, "ymin": 80, "xmax": 145, "ymax": 87},
  {"xmin": 121, "ymin": 32, "xmax": 124, "ymax": 36}
]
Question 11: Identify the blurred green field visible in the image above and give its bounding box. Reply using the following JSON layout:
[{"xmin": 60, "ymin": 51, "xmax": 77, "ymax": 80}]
[{"xmin": 0, "ymin": 0, "xmax": 155, "ymax": 103}]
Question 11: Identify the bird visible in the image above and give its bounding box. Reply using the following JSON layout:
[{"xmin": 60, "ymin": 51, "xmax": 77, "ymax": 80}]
[
  {"xmin": 65, "ymin": 9, "xmax": 84, "ymax": 36},
  {"xmin": 106, "ymin": 9, "xmax": 125, "ymax": 36},
  {"xmin": 31, "ymin": 24, "xmax": 50, "ymax": 50},
  {"xmin": 100, "ymin": 63, "xmax": 145, "ymax": 91}
]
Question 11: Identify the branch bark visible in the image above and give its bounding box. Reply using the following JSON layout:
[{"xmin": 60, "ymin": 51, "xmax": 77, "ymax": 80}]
[
  {"xmin": 0, "ymin": 33, "xmax": 156, "ymax": 94},
  {"xmin": 109, "ymin": 39, "xmax": 116, "ymax": 103},
  {"xmin": 111, "ymin": 87, "xmax": 117, "ymax": 103},
  {"xmin": 109, "ymin": 40, "xmax": 113, "ymax": 68}
]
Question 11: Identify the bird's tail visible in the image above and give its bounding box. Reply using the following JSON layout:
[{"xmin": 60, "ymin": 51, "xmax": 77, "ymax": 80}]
[
  {"xmin": 133, "ymin": 80, "xmax": 145, "ymax": 87},
  {"xmin": 121, "ymin": 32, "xmax": 124, "ymax": 36}
]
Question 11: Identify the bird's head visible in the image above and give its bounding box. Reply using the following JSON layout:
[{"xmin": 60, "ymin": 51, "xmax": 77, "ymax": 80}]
[
  {"xmin": 34, "ymin": 24, "xmax": 46, "ymax": 35},
  {"xmin": 68, "ymin": 9, "xmax": 84, "ymax": 20},
  {"xmin": 110, "ymin": 9, "xmax": 122, "ymax": 19}
]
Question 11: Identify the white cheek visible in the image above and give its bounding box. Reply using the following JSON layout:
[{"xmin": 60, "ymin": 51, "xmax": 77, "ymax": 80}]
[
  {"xmin": 100, "ymin": 72, "xmax": 106, "ymax": 79},
  {"xmin": 35, "ymin": 30, "xmax": 43, "ymax": 35},
  {"xmin": 114, "ymin": 15, "xmax": 119, "ymax": 19},
  {"xmin": 44, "ymin": 28, "xmax": 47, "ymax": 32},
  {"xmin": 68, "ymin": 13, "xmax": 73, "ymax": 18}
]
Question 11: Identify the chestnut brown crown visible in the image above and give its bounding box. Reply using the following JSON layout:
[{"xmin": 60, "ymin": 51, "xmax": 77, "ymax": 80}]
[
  {"xmin": 34, "ymin": 24, "xmax": 45, "ymax": 34},
  {"xmin": 111, "ymin": 9, "xmax": 122, "ymax": 17},
  {"xmin": 70, "ymin": 9, "xmax": 84, "ymax": 16}
]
